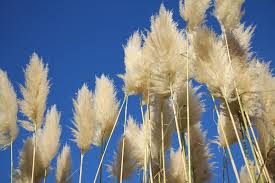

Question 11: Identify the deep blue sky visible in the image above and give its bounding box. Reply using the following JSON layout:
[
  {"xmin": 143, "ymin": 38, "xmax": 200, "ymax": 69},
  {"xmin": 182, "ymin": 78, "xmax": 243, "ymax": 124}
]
[{"xmin": 0, "ymin": 0, "xmax": 275, "ymax": 182}]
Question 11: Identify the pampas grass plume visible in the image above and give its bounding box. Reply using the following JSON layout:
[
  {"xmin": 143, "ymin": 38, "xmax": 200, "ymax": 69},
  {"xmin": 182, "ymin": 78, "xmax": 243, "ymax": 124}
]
[
  {"xmin": 56, "ymin": 144, "xmax": 72, "ymax": 183},
  {"xmin": 179, "ymin": 0, "xmax": 211, "ymax": 30},
  {"xmin": 93, "ymin": 75, "xmax": 119, "ymax": 146},
  {"xmin": 0, "ymin": 69, "xmax": 18, "ymax": 148},
  {"xmin": 19, "ymin": 53, "xmax": 49, "ymax": 130},
  {"xmin": 37, "ymin": 105, "xmax": 61, "ymax": 169},
  {"xmin": 71, "ymin": 84, "xmax": 95, "ymax": 153}
]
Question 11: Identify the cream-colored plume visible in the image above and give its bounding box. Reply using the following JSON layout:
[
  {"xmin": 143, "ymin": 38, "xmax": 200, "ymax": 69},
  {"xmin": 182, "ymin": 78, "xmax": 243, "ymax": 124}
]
[
  {"xmin": 190, "ymin": 123, "xmax": 212, "ymax": 182},
  {"xmin": 192, "ymin": 27, "xmax": 235, "ymax": 99},
  {"xmin": 143, "ymin": 4, "xmax": 189, "ymax": 97},
  {"xmin": 56, "ymin": 144, "xmax": 72, "ymax": 183},
  {"xmin": 71, "ymin": 84, "xmax": 95, "ymax": 153},
  {"xmin": 108, "ymin": 137, "xmax": 137, "ymax": 180},
  {"xmin": 214, "ymin": 0, "xmax": 245, "ymax": 29},
  {"xmin": 37, "ymin": 105, "xmax": 61, "ymax": 169},
  {"xmin": 119, "ymin": 32, "xmax": 150, "ymax": 96},
  {"xmin": 217, "ymin": 102, "xmax": 242, "ymax": 147},
  {"xmin": 19, "ymin": 53, "xmax": 49, "ymax": 130},
  {"xmin": 15, "ymin": 137, "xmax": 45, "ymax": 183},
  {"xmin": 179, "ymin": 0, "xmax": 211, "ymax": 30},
  {"xmin": 174, "ymin": 83, "xmax": 204, "ymax": 131},
  {"xmin": 167, "ymin": 148, "xmax": 187, "ymax": 183},
  {"xmin": 93, "ymin": 75, "xmax": 119, "ymax": 146},
  {"xmin": 0, "ymin": 69, "xmax": 18, "ymax": 148},
  {"xmin": 239, "ymin": 161, "xmax": 258, "ymax": 183},
  {"xmin": 226, "ymin": 24, "xmax": 255, "ymax": 61}
]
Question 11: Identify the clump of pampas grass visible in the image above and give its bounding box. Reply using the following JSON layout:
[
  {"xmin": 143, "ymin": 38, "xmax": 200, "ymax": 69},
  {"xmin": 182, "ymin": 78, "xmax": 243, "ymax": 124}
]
[
  {"xmin": 0, "ymin": 69, "xmax": 18, "ymax": 148},
  {"xmin": 56, "ymin": 144, "xmax": 72, "ymax": 183}
]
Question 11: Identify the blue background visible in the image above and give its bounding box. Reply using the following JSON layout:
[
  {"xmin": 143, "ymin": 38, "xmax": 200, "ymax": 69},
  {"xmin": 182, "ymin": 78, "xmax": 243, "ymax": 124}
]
[{"xmin": 0, "ymin": 0, "xmax": 275, "ymax": 182}]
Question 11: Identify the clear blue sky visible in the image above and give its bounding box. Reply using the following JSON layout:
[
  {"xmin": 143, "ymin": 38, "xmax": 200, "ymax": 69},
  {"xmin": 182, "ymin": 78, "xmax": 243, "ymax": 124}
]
[{"xmin": 0, "ymin": 0, "xmax": 275, "ymax": 182}]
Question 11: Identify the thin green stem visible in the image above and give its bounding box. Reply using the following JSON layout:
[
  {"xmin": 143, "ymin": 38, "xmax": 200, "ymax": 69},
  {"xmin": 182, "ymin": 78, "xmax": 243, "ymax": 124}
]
[{"xmin": 93, "ymin": 96, "xmax": 127, "ymax": 183}]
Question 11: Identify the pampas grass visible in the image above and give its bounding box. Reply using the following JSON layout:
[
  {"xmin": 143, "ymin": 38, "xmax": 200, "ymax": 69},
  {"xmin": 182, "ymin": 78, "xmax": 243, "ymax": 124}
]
[
  {"xmin": 56, "ymin": 144, "xmax": 72, "ymax": 183},
  {"xmin": 0, "ymin": 69, "xmax": 18, "ymax": 183},
  {"xmin": 2, "ymin": 1, "xmax": 275, "ymax": 183}
]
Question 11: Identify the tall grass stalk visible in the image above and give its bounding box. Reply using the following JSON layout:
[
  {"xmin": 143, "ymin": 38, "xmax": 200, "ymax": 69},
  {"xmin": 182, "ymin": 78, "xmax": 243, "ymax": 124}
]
[
  {"xmin": 140, "ymin": 101, "xmax": 148, "ymax": 183},
  {"xmin": 169, "ymin": 85, "xmax": 188, "ymax": 181},
  {"xmin": 93, "ymin": 96, "xmax": 127, "ymax": 183},
  {"xmin": 31, "ymin": 124, "xmax": 37, "ymax": 183},
  {"xmin": 119, "ymin": 96, "xmax": 128, "ymax": 183},
  {"xmin": 146, "ymin": 95, "xmax": 154, "ymax": 183},
  {"xmin": 10, "ymin": 141, "xmax": 13, "ymax": 183},
  {"xmin": 211, "ymin": 95, "xmax": 240, "ymax": 183},
  {"xmin": 43, "ymin": 170, "xmax": 47, "ymax": 183},
  {"xmin": 79, "ymin": 152, "xmax": 84, "ymax": 183},
  {"xmin": 160, "ymin": 110, "xmax": 166, "ymax": 183},
  {"xmin": 186, "ymin": 31, "xmax": 192, "ymax": 183},
  {"xmin": 222, "ymin": 91, "xmax": 255, "ymax": 183}
]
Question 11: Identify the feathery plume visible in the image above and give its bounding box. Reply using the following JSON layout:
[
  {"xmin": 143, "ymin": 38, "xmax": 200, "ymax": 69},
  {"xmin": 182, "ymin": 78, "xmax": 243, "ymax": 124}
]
[
  {"xmin": 19, "ymin": 53, "xmax": 49, "ymax": 130},
  {"xmin": 190, "ymin": 123, "xmax": 212, "ymax": 182},
  {"xmin": 0, "ymin": 70, "xmax": 18, "ymax": 148},
  {"xmin": 217, "ymin": 102, "xmax": 242, "ymax": 147},
  {"xmin": 167, "ymin": 148, "xmax": 187, "ymax": 183},
  {"xmin": 174, "ymin": 83, "xmax": 204, "ymax": 131},
  {"xmin": 15, "ymin": 137, "xmax": 45, "ymax": 183},
  {"xmin": 119, "ymin": 32, "xmax": 150, "ymax": 96},
  {"xmin": 56, "ymin": 144, "xmax": 72, "ymax": 183},
  {"xmin": 239, "ymin": 161, "xmax": 258, "ymax": 183},
  {"xmin": 143, "ymin": 4, "xmax": 189, "ymax": 97},
  {"xmin": 71, "ymin": 84, "xmax": 95, "ymax": 153},
  {"xmin": 214, "ymin": 0, "xmax": 245, "ymax": 29},
  {"xmin": 226, "ymin": 24, "xmax": 255, "ymax": 61},
  {"xmin": 179, "ymin": 0, "xmax": 211, "ymax": 31},
  {"xmin": 93, "ymin": 75, "xmax": 119, "ymax": 146},
  {"xmin": 37, "ymin": 105, "xmax": 61, "ymax": 169},
  {"xmin": 108, "ymin": 137, "xmax": 137, "ymax": 180},
  {"xmin": 192, "ymin": 27, "xmax": 235, "ymax": 99}
]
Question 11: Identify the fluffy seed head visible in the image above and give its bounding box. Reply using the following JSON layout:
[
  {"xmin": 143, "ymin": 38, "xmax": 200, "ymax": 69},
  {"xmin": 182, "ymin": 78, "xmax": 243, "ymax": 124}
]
[
  {"xmin": 93, "ymin": 75, "xmax": 119, "ymax": 146},
  {"xmin": 192, "ymin": 27, "xmax": 235, "ymax": 99},
  {"xmin": 214, "ymin": 0, "xmax": 245, "ymax": 29},
  {"xmin": 0, "ymin": 69, "xmax": 18, "ymax": 148},
  {"xmin": 37, "ymin": 105, "xmax": 61, "ymax": 169},
  {"xmin": 179, "ymin": 0, "xmax": 211, "ymax": 30},
  {"xmin": 56, "ymin": 144, "xmax": 72, "ymax": 183},
  {"xmin": 120, "ymin": 32, "xmax": 149, "ymax": 96},
  {"xmin": 190, "ymin": 123, "xmax": 212, "ymax": 182},
  {"xmin": 143, "ymin": 4, "xmax": 189, "ymax": 97},
  {"xmin": 71, "ymin": 84, "xmax": 95, "ymax": 152},
  {"xmin": 19, "ymin": 53, "xmax": 49, "ymax": 129},
  {"xmin": 15, "ymin": 137, "xmax": 45, "ymax": 183},
  {"xmin": 168, "ymin": 148, "xmax": 187, "ymax": 183}
]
